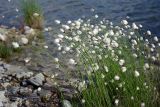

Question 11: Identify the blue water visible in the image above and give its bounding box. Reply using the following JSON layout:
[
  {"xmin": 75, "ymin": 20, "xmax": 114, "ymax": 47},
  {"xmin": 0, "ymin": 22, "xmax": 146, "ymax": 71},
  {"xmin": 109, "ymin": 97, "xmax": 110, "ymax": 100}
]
[{"xmin": 0, "ymin": 0, "xmax": 160, "ymax": 36}]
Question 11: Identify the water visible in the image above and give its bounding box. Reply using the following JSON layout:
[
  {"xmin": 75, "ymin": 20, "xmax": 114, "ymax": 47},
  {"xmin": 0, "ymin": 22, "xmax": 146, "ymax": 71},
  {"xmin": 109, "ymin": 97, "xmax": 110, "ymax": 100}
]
[{"xmin": 0, "ymin": 0, "xmax": 160, "ymax": 36}]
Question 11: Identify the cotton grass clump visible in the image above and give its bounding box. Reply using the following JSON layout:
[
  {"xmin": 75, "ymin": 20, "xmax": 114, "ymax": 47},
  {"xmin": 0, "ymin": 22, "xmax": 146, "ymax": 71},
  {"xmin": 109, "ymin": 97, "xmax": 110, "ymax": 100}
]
[
  {"xmin": 54, "ymin": 16, "xmax": 160, "ymax": 107},
  {"xmin": 21, "ymin": 0, "xmax": 43, "ymax": 29}
]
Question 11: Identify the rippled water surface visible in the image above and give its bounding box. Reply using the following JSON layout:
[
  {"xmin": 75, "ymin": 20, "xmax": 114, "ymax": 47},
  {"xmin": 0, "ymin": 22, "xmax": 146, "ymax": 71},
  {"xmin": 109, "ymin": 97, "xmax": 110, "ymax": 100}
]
[{"xmin": 0, "ymin": 0, "xmax": 160, "ymax": 36}]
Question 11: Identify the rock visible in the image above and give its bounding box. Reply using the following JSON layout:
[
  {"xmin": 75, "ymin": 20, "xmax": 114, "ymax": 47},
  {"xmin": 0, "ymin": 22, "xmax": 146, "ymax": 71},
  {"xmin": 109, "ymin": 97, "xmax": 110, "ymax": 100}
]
[
  {"xmin": 16, "ymin": 72, "xmax": 33, "ymax": 80},
  {"xmin": 6, "ymin": 65, "xmax": 21, "ymax": 75},
  {"xmin": 3, "ymin": 63, "xmax": 11, "ymax": 70},
  {"xmin": 28, "ymin": 73, "xmax": 45, "ymax": 86},
  {"xmin": 0, "ymin": 102, "xmax": 3, "ymax": 107},
  {"xmin": 2, "ymin": 82, "xmax": 10, "ymax": 88},
  {"xmin": 0, "ymin": 91, "xmax": 8, "ymax": 103},
  {"xmin": 39, "ymin": 89, "xmax": 52, "ymax": 101},
  {"xmin": 21, "ymin": 37, "xmax": 28, "ymax": 45},
  {"xmin": 19, "ymin": 87, "xmax": 32, "ymax": 96},
  {"xmin": 7, "ymin": 86, "xmax": 19, "ymax": 95},
  {"xmin": 60, "ymin": 86, "xmax": 78, "ymax": 99},
  {"xmin": 0, "ymin": 33, "xmax": 7, "ymax": 41},
  {"xmin": 24, "ymin": 26, "xmax": 35, "ymax": 35},
  {"xmin": 62, "ymin": 100, "xmax": 72, "ymax": 107},
  {"xmin": 0, "ymin": 67, "xmax": 5, "ymax": 73}
]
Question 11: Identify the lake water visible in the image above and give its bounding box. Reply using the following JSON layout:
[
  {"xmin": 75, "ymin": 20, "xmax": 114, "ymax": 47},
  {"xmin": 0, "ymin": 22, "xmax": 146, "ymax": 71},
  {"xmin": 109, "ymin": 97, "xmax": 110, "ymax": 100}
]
[{"xmin": 0, "ymin": 0, "xmax": 160, "ymax": 36}]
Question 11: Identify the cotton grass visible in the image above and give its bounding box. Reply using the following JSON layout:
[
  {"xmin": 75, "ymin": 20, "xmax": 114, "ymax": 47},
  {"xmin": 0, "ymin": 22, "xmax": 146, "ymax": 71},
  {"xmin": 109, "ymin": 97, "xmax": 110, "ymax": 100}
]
[{"xmin": 55, "ymin": 16, "xmax": 160, "ymax": 107}]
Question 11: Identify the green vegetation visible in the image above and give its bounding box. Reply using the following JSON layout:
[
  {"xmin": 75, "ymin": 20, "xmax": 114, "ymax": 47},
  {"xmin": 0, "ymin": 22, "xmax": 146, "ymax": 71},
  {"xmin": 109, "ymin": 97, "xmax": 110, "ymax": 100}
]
[
  {"xmin": 0, "ymin": 43, "xmax": 12, "ymax": 59},
  {"xmin": 56, "ymin": 19, "xmax": 160, "ymax": 107},
  {"xmin": 21, "ymin": 0, "xmax": 43, "ymax": 29}
]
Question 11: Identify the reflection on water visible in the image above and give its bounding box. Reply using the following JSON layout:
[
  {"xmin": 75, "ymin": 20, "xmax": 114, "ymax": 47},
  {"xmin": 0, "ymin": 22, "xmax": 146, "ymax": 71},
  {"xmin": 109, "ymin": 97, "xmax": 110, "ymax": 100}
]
[{"xmin": 0, "ymin": 0, "xmax": 160, "ymax": 36}]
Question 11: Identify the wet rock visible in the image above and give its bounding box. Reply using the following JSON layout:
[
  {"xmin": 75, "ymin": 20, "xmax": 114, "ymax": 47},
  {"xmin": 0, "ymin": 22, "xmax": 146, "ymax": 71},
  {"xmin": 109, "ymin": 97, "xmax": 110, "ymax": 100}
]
[
  {"xmin": 63, "ymin": 100, "xmax": 72, "ymax": 107},
  {"xmin": 28, "ymin": 73, "xmax": 45, "ymax": 86}
]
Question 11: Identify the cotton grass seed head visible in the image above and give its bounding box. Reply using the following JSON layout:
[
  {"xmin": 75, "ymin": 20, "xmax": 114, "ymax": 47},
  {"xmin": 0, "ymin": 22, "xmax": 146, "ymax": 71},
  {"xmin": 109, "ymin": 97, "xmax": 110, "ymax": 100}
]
[
  {"xmin": 114, "ymin": 75, "xmax": 120, "ymax": 80},
  {"xmin": 135, "ymin": 70, "xmax": 140, "ymax": 77}
]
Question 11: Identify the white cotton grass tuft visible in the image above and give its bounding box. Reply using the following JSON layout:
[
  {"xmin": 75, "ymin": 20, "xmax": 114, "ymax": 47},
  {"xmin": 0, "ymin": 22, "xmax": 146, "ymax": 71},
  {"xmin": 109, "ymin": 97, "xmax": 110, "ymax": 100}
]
[
  {"xmin": 104, "ymin": 66, "xmax": 109, "ymax": 72},
  {"xmin": 121, "ymin": 67, "xmax": 127, "ymax": 72},
  {"xmin": 54, "ymin": 58, "xmax": 59, "ymax": 62},
  {"xmin": 132, "ymin": 23, "xmax": 139, "ymax": 29},
  {"xmin": 121, "ymin": 20, "xmax": 128, "ymax": 25},
  {"xmin": 33, "ymin": 12, "xmax": 39, "ymax": 17},
  {"xmin": 57, "ymin": 34, "xmax": 64, "ymax": 39},
  {"xmin": 68, "ymin": 58, "xmax": 76, "ymax": 65},
  {"xmin": 119, "ymin": 59, "xmax": 125, "ymax": 66},
  {"xmin": 81, "ymin": 99, "xmax": 85, "ymax": 103},
  {"xmin": 135, "ymin": 70, "xmax": 140, "ymax": 77},
  {"xmin": 54, "ymin": 38, "xmax": 61, "ymax": 44},
  {"xmin": 141, "ymin": 102, "xmax": 145, "ymax": 107},
  {"xmin": 115, "ymin": 99, "xmax": 119, "ymax": 106},
  {"xmin": 147, "ymin": 30, "xmax": 151, "ymax": 35},
  {"xmin": 12, "ymin": 42, "xmax": 19, "ymax": 48},
  {"xmin": 153, "ymin": 36, "xmax": 158, "ymax": 42},
  {"xmin": 54, "ymin": 16, "xmax": 159, "ymax": 107},
  {"xmin": 114, "ymin": 75, "xmax": 120, "ymax": 80},
  {"xmin": 55, "ymin": 20, "xmax": 61, "ymax": 24}
]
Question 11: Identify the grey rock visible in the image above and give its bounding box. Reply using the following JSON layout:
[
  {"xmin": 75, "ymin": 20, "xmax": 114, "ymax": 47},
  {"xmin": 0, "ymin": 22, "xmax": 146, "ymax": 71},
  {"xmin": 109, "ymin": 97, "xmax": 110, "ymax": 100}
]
[
  {"xmin": 60, "ymin": 87, "xmax": 78, "ymax": 99},
  {"xmin": 0, "ymin": 67, "xmax": 5, "ymax": 73},
  {"xmin": 19, "ymin": 87, "xmax": 32, "ymax": 96},
  {"xmin": 0, "ymin": 102, "xmax": 3, "ymax": 107},
  {"xmin": 28, "ymin": 73, "xmax": 45, "ymax": 86},
  {"xmin": 1, "ymin": 82, "xmax": 10, "ymax": 88},
  {"xmin": 7, "ymin": 86, "xmax": 19, "ymax": 95},
  {"xmin": 6, "ymin": 65, "xmax": 22, "ymax": 75},
  {"xmin": 0, "ymin": 91, "xmax": 8, "ymax": 104},
  {"xmin": 3, "ymin": 63, "xmax": 11, "ymax": 70},
  {"xmin": 62, "ymin": 100, "xmax": 72, "ymax": 107},
  {"xmin": 39, "ymin": 89, "xmax": 52, "ymax": 101},
  {"xmin": 16, "ymin": 71, "xmax": 33, "ymax": 80}
]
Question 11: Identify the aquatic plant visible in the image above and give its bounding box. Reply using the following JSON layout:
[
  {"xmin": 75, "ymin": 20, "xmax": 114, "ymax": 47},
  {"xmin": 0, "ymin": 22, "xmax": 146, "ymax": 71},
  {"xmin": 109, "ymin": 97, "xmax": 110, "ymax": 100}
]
[
  {"xmin": 54, "ymin": 16, "xmax": 160, "ymax": 107},
  {"xmin": 20, "ymin": 0, "xmax": 43, "ymax": 29}
]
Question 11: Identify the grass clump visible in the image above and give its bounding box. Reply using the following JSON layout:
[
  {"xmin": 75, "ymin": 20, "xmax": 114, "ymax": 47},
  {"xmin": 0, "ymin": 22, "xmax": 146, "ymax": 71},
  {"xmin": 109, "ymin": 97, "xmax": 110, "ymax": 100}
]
[
  {"xmin": 0, "ymin": 43, "xmax": 12, "ymax": 59},
  {"xmin": 55, "ymin": 17, "xmax": 160, "ymax": 107},
  {"xmin": 21, "ymin": 0, "xmax": 43, "ymax": 29}
]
